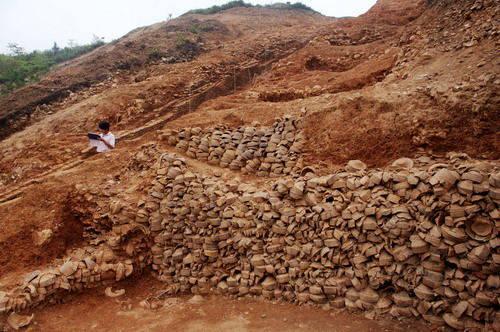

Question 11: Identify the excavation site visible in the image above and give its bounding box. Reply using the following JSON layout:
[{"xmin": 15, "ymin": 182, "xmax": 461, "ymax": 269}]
[{"xmin": 0, "ymin": 0, "xmax": 498, "ymax": 331}]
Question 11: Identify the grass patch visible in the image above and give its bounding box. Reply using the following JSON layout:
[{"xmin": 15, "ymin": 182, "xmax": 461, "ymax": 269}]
[
  {"xmin": 189, "ymin": 22, "xmax": 216, "ymax": 34},
  {"xmin": 147, "ymin": 46, "xmax": 165, "ymax": 59},
  {"xmin": 176, "ymin": 35, "xmax": 197, "ymax": 49}
]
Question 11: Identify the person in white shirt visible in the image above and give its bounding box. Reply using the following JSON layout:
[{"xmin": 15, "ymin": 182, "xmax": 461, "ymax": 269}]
[{"xmin": 96, "ymin": 121, "xmax": 115, "ymax": 152}]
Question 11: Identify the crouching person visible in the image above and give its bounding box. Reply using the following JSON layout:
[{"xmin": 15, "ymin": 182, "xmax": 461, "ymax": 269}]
[{"xmin": 96, "ymin": 121, "xmax": 115, "ymax": 152}]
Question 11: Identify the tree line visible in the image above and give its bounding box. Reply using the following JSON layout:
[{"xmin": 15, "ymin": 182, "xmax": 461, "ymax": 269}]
[
  {"xmin": 0, "ymin": 36, "xmax": 105, "ymax": 96},
  {"xmin": 188, "ymin": 1, "xmax": 314, "ymax": 15}
]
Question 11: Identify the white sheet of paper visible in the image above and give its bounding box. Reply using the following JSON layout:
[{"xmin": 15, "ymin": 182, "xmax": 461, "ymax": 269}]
[{"xmin": 89, "ymin": 139, "xmax": 100, "ymax": 147}]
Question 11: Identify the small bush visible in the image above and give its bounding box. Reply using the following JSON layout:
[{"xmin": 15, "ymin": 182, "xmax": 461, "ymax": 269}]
[
  {"xmin": 189, "ymin": 22, "xmax": 216, "ymax": 34},
  {"xmin": 176, "ymin": 35, "xmax": 197, "ymax": 49},
  {"xmin": 117, "ymin": 57, "xmax": 141, "ymax": 69},
  {"xmin": 273, "ymin": 2, "xmax": 314, "ymax": 11},
  {"xmin": 147, "ymin": 46, "xmax": 165, "ymax": 59},
  {"xmin": 189, "ymin": 0, "xmax": 252, "ymax": 15}
]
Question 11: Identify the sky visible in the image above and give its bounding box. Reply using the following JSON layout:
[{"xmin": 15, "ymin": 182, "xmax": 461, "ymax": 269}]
[{"xmin": 0, "ymin": 0, "xmax": 377, "ymax": 54}]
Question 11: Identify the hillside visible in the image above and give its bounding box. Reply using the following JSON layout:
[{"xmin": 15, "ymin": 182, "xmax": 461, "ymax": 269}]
[{"xmin": 0, "ymin": 0, "xmax": 499, "ymax": 330}]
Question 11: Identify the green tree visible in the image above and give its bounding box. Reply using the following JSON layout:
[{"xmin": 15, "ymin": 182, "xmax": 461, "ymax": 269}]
[
  {"xmin": 7, "ymin": 43, "xmax": 25, "ymax": 56},
  {"xmin": 0, "ymin": 37, "xmax": 107, "ymax": 96},
  {"xmin": 52, "ymin": 42, "xmax": 60, "ymax": 53}
]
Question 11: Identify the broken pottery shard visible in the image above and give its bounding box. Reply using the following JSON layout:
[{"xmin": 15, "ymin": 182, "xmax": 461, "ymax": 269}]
[
  {"xmin": 359, "ymin": 287, "xmax": 379, "ymax": 303},
  {"xmin": 488, "ymin": 173, "xmax": 500, "ymax": 187},
  {"xmin": 276, "ymin": 274, "xmax": 291, "ymax": 284},
  {"xmin": 467, "ymin": 218, "xmax": 493, "ymax": 240},
  {"xmin": 33, "ymin": 229, "xmax": 53, "ymax": 246},
  {"xmin": 289, "ymin": 182, "xmax": 305, "ymax": 199},
  {"xmin": 188, "ymin": 295, "xmax": 205, "ymax": 304},
  {"xmin": 0, "ymin": 292, "xmax": 9, "ymax": 312},
  {"xmin": 23, "ymin": 270, "xmax": 42, "ymax": 284},
  {"xmin": 262, "ymin": 277, "xmax": 277, "ymax": 291},
  {"xmin": 39, "ymin": 273, "xmax": 57, "ymax": 287},
  {"xmin": 443, "ymin": 313, "xmax": 464, "ymax": 330},
  {"xmin": 441, "ymin": 226, "xmax": 467, "ymax": 243},
  {"xmin": 125, "ymin": 263, "xmax": 134, "ymax": 277},
  {"xmin": 346, "ymin": 160, "xmax": 367, "ymax": 172},
  {"xmin": 413, "ymin": 283, "xmax": 434, "ymax": 301},
  {"xmin": 105, "ymin": 287, "xmax": 125, "ymax": 298},
  {"xmin": 391, "ymin": 158, "xmax": 414, "ymax": 169},
  {"xmin": 432, "ymin": 168, "xmax": 459, "ymax": 187},
  {"xmin": 457, "ymin": 180, "xmax": 473, "ymax": 195},
  {"xmin": 452, "ymin": 301, "xmax": 468, "ymax": 319},
  {"xmin": 467, "ymin": 245, "xmax": 490, "ymax": 265},
  {"xmin": 462, "ymin": 171, "xmax": 483, "ymax": 183},
  {"xmin": 7, "ymin": 312, "xmax": 34, "ymax": 330},
  {"xmin": 84, "ymin": 257, "xmax": 96, "ymax": 270},
  {"xmin": 393, "ymin": 291, "xmax": 412, "ymax": 307},
  {"xmin": 116, "ymin": 263, "xmax": 125, "ymax": 281},
  {"xmin": 139, "ymin": 300, "xmax": 151, "ymax": 309},
  {"xmin": 110, "ymin": 201, "xmax": 122, "ymax": 214},
  {"xmin": 59, "ymin": 261, "xmax": 78, "ymax": 276}
]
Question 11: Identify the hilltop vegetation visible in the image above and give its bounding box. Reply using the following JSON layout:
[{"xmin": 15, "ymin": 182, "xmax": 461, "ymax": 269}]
[
  {"xmin": 0, "ymin": 38, "xmax": 105, "ymax": 96},
  {"xmin": 188, "ymin": 1, "xmax": 314, "ymax": 15}
]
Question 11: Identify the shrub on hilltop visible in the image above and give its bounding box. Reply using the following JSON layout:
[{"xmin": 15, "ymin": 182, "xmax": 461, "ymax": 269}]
[
  {"xmin": 188, "ymin": 1, "xmax": 314, "ymax": 15},
  {"xmin": 0, "ymin": 37, "xmax": 106, "ymax": 96}
]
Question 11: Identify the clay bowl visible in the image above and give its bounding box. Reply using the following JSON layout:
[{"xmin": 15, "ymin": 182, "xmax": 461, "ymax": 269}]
[{"xmin": 465, "ymin": 218, "xmax": 495, "ymax": 242}]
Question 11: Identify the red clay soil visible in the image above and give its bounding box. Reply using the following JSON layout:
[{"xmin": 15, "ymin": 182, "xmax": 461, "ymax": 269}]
[
  {"xmin": 0, "ymin": 0, "xmax": 498, "ymax": 330},
  {"xmin": 1, "ymin": 275, "xmax": 435, "ymax": 332}
]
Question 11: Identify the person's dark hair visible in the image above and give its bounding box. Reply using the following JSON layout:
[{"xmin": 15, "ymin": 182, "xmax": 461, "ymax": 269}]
[{"xmin": 98, "ymin": 121, "xmax": 110, "ymax": 130}]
